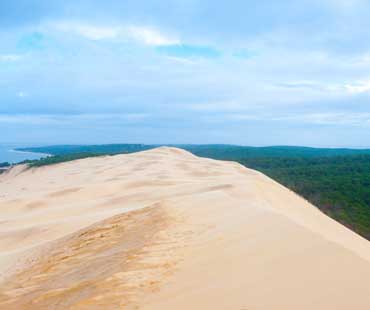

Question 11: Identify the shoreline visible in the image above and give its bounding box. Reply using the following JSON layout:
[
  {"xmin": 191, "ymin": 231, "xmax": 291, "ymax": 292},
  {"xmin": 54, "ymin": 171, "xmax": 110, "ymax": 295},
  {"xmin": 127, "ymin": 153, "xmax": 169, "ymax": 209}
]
[
  {"xmin": 9, "ymin": 149, "xmax": 51, "ymax": 157},
  {"xmin": 0, "ymin": 149, "xmax": 52, "ymax": 165}
]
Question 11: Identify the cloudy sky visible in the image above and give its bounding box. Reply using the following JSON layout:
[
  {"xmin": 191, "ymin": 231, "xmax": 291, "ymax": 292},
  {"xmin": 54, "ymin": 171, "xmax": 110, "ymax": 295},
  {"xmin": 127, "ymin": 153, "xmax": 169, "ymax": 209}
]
[{"xmin": 1, "ymin": 0, "xmax": 370, "ymax": 146}]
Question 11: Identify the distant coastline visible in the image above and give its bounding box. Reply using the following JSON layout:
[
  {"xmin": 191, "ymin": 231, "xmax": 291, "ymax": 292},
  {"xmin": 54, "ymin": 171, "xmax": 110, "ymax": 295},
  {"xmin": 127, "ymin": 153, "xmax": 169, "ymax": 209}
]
[
  {"xmin": 0, "ymin": 145, "xmax": 51, "ymax": 164},
  {"xmin": 9, "ymin": 149, "xmax": 51, "ymax": 157}
]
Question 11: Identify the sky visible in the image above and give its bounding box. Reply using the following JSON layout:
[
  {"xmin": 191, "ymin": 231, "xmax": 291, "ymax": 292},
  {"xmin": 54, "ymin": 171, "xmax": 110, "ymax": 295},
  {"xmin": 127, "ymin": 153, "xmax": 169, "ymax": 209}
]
[{"xmin": 1, "ymin": 0, "xmax": 370, "ymax": 147}]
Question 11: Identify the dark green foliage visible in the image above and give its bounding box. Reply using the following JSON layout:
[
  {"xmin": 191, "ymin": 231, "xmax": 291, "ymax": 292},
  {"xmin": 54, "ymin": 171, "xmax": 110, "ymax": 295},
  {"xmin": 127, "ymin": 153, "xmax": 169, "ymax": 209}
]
[
  {"xmin": 183, "ymin": 145, "xmax": 370, "ymax": 159},
  {"xmin": 17, "ymin": 144, "xmax": 154, "ymax": 156},
  {"xmin": 20, "ymin": 153, "xmax": 107, "ymax": 167},
  {"xmin": 238, "ymin": 155, "xmax": 370, "ymax": 240},
  {"xmin": 16, "ymin": 144, "xmax": 370, "ymax": 159},
  {"xmin": 0, "ymin": 162, "xmax": 10, "ymax": 174}
]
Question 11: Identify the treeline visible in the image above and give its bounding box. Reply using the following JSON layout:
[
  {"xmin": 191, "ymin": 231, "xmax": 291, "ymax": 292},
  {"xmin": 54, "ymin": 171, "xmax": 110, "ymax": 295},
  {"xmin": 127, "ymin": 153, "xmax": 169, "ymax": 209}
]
[
  {"xmin": 20, "ymin": 153, "xmax": 107, "ymax": 167},
  {"xmin": 16, "ymin": 144, "xmax": 153, "ymax": 156},
  {"xmin": 185, "ymin": 145, "xmax": 370, "ymax": 159},
  {"xmin": 0, "ymin": 162, "xmax": 10, "ymax": 174},
  {"xmin": 16, "ymin": 144, "xmax": 370, "ymax": 159},
  {"xmin": 238, "ymin": 155, "xmax": 370, "ymax": 240}
]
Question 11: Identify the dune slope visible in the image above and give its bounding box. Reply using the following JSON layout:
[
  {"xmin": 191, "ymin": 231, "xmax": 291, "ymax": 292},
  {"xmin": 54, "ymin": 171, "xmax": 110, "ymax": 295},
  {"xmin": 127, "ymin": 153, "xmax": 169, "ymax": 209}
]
[{"xmin": 0, "ymin": 147, "xmax": 369, "ymax": 309}]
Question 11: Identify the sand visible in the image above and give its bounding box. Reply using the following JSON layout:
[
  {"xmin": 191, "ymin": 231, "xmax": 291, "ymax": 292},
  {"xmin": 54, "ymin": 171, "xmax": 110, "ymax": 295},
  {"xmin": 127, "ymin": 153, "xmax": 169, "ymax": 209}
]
[{"xmin": 0, "ymin": 147, "xmax": 369, "ymax": 309}]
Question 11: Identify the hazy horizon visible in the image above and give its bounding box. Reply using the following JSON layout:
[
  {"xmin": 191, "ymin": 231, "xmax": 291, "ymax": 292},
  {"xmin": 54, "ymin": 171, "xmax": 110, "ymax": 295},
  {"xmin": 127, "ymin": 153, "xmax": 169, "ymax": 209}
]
[
  {"xmin": 3, "ymin": 141, "xmax": 370, "ymax": 167},
  {"xmin": 3, "ymin": 142, "xmax": 370, "ymax": 149}
]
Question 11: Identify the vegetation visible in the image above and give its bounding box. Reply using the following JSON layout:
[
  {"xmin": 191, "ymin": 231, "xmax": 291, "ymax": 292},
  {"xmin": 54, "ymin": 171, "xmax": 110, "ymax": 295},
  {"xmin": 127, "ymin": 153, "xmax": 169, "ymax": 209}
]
[
  {"xmin": 17, "ymin": 144, "xmax": 370, "ymax": 159},
  {"xmin": 183, "ymin": 145, "xmax": 370, "ymax": 159},
  {"xmin": 15, "ymin": 144, "xmax": 370, "ymax": 240},
  {"xmin": 0, "ymin": 162, "xmax": 10, "ymax": 174},
  {"xmin": 20, "ymin": 153, "xmax": 106, "ymax": 167},
  {"xmin": 238, "ymin": 155, "xmax": 370, "ymax": 240},
  {"xmin": 17, "ymin": 144, "xmax": 153, "ymax": 156}
]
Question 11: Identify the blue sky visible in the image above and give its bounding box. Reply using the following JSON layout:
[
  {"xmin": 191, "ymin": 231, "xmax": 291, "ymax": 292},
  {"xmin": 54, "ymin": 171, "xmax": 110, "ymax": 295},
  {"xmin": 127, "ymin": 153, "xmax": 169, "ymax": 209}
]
[{"xmin": 1, "ymin": 0, "xmax": 370, "ymax": 146}]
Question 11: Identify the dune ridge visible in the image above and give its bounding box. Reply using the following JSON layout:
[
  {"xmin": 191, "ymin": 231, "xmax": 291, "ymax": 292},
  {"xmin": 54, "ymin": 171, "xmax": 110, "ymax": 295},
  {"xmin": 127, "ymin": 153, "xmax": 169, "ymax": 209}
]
[{"xmin": 0, "ymin": 147, "xmax": 369, "ymax": 309}]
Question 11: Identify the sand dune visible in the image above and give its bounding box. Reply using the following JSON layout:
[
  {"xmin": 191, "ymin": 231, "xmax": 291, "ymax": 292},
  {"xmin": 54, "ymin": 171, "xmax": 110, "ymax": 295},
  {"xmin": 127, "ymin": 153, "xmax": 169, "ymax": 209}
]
[{"xmin": 0, "ymin": 147, "xmax": 369, "ymax": 309}]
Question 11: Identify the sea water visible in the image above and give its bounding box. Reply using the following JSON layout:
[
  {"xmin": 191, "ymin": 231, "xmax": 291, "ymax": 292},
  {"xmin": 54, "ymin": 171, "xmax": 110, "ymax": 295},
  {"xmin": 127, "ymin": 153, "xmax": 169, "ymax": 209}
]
[{"xmin": 0, "ymin": 144, "xmax": 49, "ymax": 164}]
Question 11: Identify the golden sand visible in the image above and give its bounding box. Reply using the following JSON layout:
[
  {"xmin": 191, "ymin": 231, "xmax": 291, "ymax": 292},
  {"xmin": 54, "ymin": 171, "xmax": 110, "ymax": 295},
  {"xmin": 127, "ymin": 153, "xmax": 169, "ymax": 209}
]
[{"xmin": 0, "ymin": 147, "xmax": 369, "ymax": 309}]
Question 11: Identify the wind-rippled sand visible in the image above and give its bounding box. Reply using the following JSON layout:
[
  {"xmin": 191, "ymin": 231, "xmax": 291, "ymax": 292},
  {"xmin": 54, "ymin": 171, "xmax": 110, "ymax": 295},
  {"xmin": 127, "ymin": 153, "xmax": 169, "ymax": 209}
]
[{"xmin": 0, "ymin": 147, "xmax": 369, "ymax": 309}]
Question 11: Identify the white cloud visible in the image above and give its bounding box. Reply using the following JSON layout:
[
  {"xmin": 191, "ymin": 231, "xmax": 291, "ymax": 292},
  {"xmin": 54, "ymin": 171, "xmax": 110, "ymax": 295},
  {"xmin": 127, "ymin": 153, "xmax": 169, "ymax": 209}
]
[
  {"xmin": 51, "ymin": 21, "xmax": 179, "ymax": 46},
  {"xmin": 186, "ymin": 101, "xmax": 245, "ymax": 112},
  {"xmin": 0, "ymin": 113, "xmax": 149, "ymax": 125},
  {"xmin": 0, "ymin": 54, "xmax": 22, "ymax": 62},
  {"xmin": 323, "ymin": 0, "xmax": 367, "ymax": 12},
  {"xmin": 0, "ymin": 114, "xmax": 55, "ymax": 125},
  {"xmin": 54, "ymin": 22, "xmax": 120, "ymax": 40},
  {"xmin": 166, "ymin": 56, "xmax": 197, "ymax": 65},
  {"xmin": 351, "ymin": 53, "xmax": 370, "ymax": 65},
  {"xmin": 17, "ymin": 91, "xmax": 28, "ymax": 98},
  {"xmin": 275, "ymin": 112, "xmax": 370, "ymax": 126},
  {"xmin": 275, "ymin": 78, "xmax": 370, "ymax": 95},
  {"xmin": 344, "ymin": 80, "xmax": 370, "ymax": 94},
  {"xmin": 225, "ymin": 112, "xmax": 370, "ymax": 126},
  {"xmin": 127, "ymin": 26, "xmax": 179, "ymax": 46}
]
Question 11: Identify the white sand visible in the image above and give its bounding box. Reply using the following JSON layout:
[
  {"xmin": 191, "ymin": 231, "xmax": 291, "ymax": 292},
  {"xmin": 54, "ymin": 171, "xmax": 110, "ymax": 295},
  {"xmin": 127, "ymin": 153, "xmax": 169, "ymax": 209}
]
[{"xmin": 0, "ymin": 147, "xmax": 369, "ymax": 309}]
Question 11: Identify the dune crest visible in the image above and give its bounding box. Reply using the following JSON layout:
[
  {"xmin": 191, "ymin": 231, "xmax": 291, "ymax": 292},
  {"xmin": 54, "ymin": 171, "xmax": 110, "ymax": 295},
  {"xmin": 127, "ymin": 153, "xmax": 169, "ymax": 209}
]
[{"xmin": 0, "ymin": 147, "xmax": 370, "ymax": 309}]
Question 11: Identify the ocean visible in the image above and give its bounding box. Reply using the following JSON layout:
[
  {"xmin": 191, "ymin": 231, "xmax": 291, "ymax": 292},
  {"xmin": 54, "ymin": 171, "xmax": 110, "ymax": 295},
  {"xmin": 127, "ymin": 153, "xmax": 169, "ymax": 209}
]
[{"xmin": 0, "ymin": 144, "xmax": 49, "ymax": 164}]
